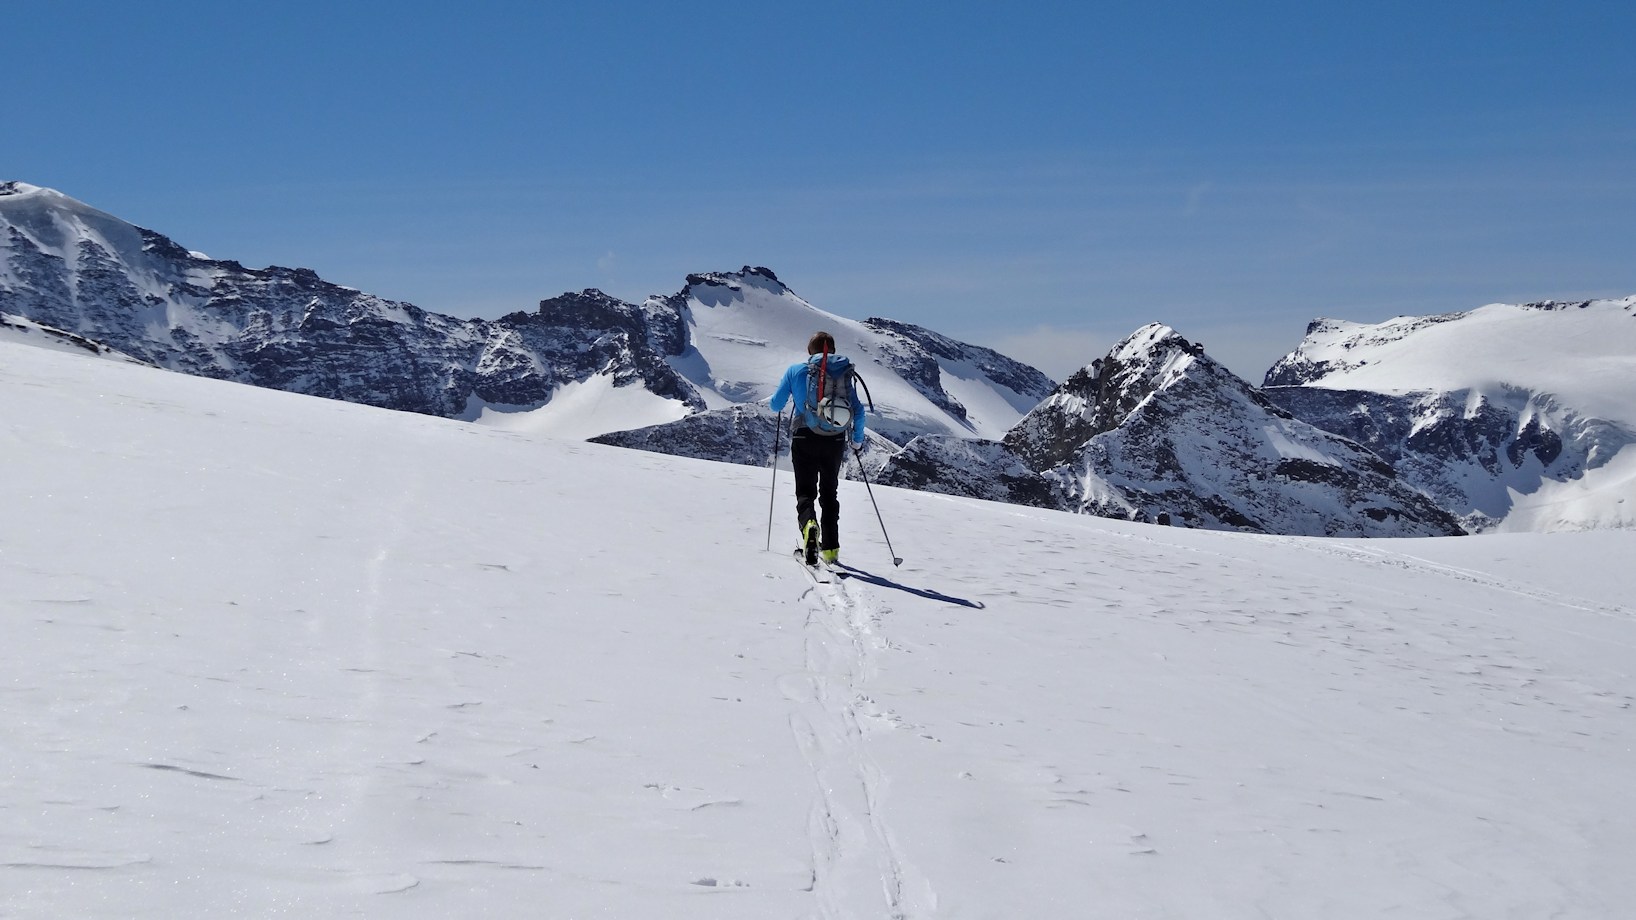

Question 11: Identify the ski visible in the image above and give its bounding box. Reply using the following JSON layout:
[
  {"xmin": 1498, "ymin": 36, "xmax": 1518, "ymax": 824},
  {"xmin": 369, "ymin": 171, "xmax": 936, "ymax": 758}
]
[{"xmin": 793, "ymin": 548, "xmax": 833, "ymax": 584}]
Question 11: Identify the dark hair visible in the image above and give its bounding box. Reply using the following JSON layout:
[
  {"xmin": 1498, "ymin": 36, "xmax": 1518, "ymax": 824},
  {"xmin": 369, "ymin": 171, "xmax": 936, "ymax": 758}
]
[{"xmin": 807, "ymin": 331, "xmax": 836, "ymax": 355}]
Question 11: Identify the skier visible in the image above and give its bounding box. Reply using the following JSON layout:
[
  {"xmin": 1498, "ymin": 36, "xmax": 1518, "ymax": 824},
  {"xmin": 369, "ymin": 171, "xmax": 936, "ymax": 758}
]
[{"xmin": 769, "ymin": 331, "xmax": 867, "ymax": 565}]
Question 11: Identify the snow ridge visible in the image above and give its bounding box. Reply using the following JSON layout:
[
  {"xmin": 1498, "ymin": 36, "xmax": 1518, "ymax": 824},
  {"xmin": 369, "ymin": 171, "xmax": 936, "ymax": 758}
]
[
  {"xmin": 7, "ymin": 182, "xmax": 1632, "ymax": 535},
  {"xmin": 1265, "ymin": 296, "xmax": 1636, "ymax": 531},
  {"xmin": 879, "ymin": 324, "xmax": 1464, "ymax": 537},
  {"xmin": 0, "ymin": 186, "xmax": 1053, "ymax": 446}
]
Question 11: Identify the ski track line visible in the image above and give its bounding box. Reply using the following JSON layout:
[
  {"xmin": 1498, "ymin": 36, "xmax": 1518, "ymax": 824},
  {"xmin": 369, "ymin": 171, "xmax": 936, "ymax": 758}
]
[
  {"xmin": 782, "ymin": 566, "xmax": 932, "ymax": 920},
  {"xmin": 1090, "ymin": 520, "xmax": 1632, "ymax": 623},
  {"xmin": 1286, "ymin": 538, "xmax": 1635, "ymax": 623}
]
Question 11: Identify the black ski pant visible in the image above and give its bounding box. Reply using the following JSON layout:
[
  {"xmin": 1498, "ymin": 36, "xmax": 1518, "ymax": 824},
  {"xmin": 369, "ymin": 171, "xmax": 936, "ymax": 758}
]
[{"xmin": 790, "ymin": 428, "xmax": 845, "ymax": 551}]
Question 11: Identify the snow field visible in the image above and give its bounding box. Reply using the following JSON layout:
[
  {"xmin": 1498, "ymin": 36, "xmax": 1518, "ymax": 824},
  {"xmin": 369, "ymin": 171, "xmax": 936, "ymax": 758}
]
[
  {"xmin": 4, "ymin": 340, "xmax": 1636, "ymax": 918},
  {"xmin": 1291, "ymin": 298, "xmax": 1636, "ymax": 430}
]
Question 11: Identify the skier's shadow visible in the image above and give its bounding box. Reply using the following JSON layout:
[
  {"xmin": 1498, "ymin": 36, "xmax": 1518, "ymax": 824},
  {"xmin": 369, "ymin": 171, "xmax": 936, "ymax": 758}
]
[{"xmin": 837, "ymin": 565, "xmax": 985, "ymax": 609}]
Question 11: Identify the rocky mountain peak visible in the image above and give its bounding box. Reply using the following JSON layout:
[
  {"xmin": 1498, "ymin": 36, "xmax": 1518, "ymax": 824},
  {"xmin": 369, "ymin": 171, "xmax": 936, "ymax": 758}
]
[
  {"xmin": 1521, "ymin": 299, "xmax": 1595, "ymax": 312},
  {"xmin": 534, "ymin": 288, "xmax": 630, "ymax": 316},
  {"xmin": 682, "ymin": 265, "xmax": 786, "ymax": 295},
  {"xmin": 1094, "ymin": 323, "xmax": 1219, "ymax": 409},
  {"xmin": 1003, "ymin": 323, "xmax": 1231, "ymax": 469},
  {"xmin": 3, "ymin": 187, "xmax": 1049, "ymax": 452},
  {"xmin": 1261, "ymin": 295, "xmax": 1636, "ymax": 531},
  {"xmin": 967, "ymin": 323, "xmax": 1465, "ymax": 536}
]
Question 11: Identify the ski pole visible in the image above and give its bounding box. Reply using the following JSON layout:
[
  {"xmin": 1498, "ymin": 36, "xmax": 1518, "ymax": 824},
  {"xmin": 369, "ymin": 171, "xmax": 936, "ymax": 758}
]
[
  {"xmin": 853, "ymin": 446, "xmax": 903, "ymax": 566},
  {"xmin": 765, "ymin": 410, "xmax": 785, "ymax": 551}
]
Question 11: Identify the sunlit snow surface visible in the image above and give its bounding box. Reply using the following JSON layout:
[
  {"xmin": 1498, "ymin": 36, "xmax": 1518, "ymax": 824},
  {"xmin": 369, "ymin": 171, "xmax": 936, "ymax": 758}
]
[
  {"xmin": 1274, "ymin": 298, "xmax": 1636, "ymax": 533},
  {"xmin": 459, "ymin": 373, "xmax": 691, "ymax": 441},
  {"xmin": 1283, "ymin": 298, "xmax": 1636, "ymax": 427},
  {"xmin": 4, "ymin": 340, "xmax": 1635, "ymax": 918},
  {"xmin": 666, "ymin": 273, "xmax": 1042, "ymax": 441}
]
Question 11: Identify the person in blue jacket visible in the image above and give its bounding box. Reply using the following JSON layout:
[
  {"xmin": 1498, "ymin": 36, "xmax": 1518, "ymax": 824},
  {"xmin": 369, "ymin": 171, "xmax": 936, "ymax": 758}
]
[{"xmin": 769, "ymin": 331, "xmax": 866, "ymax": 564}]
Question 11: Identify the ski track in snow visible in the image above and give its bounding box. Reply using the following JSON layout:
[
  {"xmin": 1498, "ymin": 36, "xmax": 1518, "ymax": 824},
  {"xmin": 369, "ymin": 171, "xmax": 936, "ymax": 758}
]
[
  {"xmin": 1284, "ymin": 539, "xmax": 1634, "ymax": 622},
  {"xmin": 7, "ymin": 340, "xmax": 1636, "ymax": 918},
  {"xmin": 780, "ymin": 563, "xmax": 933, "ymax": 919}
]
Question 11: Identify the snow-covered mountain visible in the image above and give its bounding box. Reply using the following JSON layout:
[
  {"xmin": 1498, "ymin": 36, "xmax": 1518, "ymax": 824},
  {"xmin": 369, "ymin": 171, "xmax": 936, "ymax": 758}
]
[
  {"xmin": 600, "ymin": 269, "xmax": 1055, "ymax": 445},
  {"xmin": 0, "ymin": 182, "xmax": 1054, "ymax": 445},
  {"xmin": 8, "ymin": 327, "xmax": 1636, "ymax": 918},
  {"xmin": 10, "ymin": 180, "xmax": 1631, "ymax": 537},
  {"xmin": 0, "ymin": 181, "xmax": 502, "ymax": 415},
  {"xmin": 1264, "ymin": 297, "xmax": 1636, "ymax": 532},
  {"xmin": 878, "ymin": 325, "xmax": 1466, "ymax": 537}
]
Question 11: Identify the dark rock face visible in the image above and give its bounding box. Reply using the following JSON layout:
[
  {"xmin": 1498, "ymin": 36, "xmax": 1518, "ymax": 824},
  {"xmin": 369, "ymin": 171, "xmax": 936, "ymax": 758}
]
[
  {"xmin": 874, "ymin": 435, "xmax": 1063, "ymax": 509},
  {"xmin": 590, "ymin": 406, "xmax": 898, "ymax": 494},
  {"xmin": 5, "ymin": 227, "xmax": 76, "ymax": 319},
  {"xmin": 0, "ymin": 191, "xmax": 707, "ymax": 420},
  {"xmin": 1263, "ymin": 384, "xmax": 1623, "ymax": 528},
  {"xmin": 1509, "ymin": 419, "xmax": 1563, "ymax": 468},
  {"xmin": 476, "ymin": 290, "xmax": 701, "ymax": 412},
  {"xmin": 1000, "ymin": 325, "xmax": 1462, "ymax": 536},
  {"xmin": 4, "ymin": 191, "xmax": 1045, "ymax": 454},
  {"xmin": 590, "ymin": 405, "xmax": 782, "ymax": 467},
  {"xmin": 1004, "ymin": 364, "xmax": 1130, "ymax": 471},
  {"xmin": 5, "ymin": 211, "xmax": 480, "ymax": 413},
  {"xmin": 1247, "ymin": 295, "xmax": 1636, "ymax": 531},
  {"xmin": 861, "ymin": 317, "xmax": 1057, "ymax": 429},
  {"xmin": 25, "ymin": 183, "xmax": 1604, "ymax": 537}
]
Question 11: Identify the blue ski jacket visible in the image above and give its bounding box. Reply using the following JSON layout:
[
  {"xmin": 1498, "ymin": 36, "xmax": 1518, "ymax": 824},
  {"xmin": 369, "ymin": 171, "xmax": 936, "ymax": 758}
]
[{"xmin": 770, "ymin": 356, "xmax": 866, "ymax": 445}]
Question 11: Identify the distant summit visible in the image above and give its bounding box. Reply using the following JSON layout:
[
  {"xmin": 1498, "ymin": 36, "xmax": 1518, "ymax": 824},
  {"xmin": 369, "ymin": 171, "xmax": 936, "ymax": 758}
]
[
  {"xmin": 1264, "ymin": 296, "xmax": 1636, "ymax": 532},
  {"xmin": 877, "ymin": 324, "xmax": 1466, "ymax": 537},
  {"xmin": 0, "ymin": 185, "xmax": 1053, "ymax": 446},
  {"xmin": 685, "ymin": 265, "xmax": 783, "ymax": 289},
  {"xmin": 5, "ymin": 182, "xmax": 1630, "ymax": 535}
]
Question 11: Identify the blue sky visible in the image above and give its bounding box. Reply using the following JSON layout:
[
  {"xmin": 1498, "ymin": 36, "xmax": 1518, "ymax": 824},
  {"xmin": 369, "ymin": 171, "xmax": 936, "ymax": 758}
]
[{"xmin": 10, "ymin": 0, "xmax": 1634, "ymax": 379}]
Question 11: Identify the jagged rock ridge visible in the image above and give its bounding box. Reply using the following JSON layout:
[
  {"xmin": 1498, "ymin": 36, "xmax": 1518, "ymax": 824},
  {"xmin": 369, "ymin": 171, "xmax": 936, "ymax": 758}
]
[
  {"xmin": 1262, "ymin": 297, "xmax": 1636, "ymax": 532},
  {"xmin": 0, "ymin": 184, "xmax": 1051, "ymax": 445},
  {"xmin": 878, "ymin": 324, "xmax": 1466, "ymax": 537},
  {"xmin": 10, "ymin": 181, "xmax": 1629, "ymax": 536}
]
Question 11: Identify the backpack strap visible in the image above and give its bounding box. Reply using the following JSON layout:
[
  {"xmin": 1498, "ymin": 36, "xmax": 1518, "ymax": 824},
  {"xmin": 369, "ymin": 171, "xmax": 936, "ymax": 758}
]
[{"xmin": 850, "ymin": 370, "xmax": 874, "ymax": 410}]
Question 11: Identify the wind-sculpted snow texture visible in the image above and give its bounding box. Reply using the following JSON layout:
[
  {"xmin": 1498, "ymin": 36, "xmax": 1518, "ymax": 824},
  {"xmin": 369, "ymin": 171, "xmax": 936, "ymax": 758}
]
[
  {"xmin": 8, "ymin": 339, "xmax": 1636, "ymax": 918},
  {"xmin": 1264, "ymin": 298, "xmax": 1636, "ymax": 532}
]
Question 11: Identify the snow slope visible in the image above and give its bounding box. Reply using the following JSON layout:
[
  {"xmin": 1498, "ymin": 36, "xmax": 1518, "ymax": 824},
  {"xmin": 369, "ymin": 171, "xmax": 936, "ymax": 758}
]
[
  {"xmin": 0, "ymin": 313, "xmax": 149, "ymax": 365},
  {"xmin": 1265, "ymin": 297, "xmax": 1636, "ymax": 532},
  {"xmin": 1267, "ymin": 297, "xmax": 1636, "ymax": 427},
  {"xmin": 659, "ymin": 270, "xmax": 1051, "ymax": 443},
  {"xmin": 5, "ymin": 341, "xmax": 1636, "ymax": 918}
]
